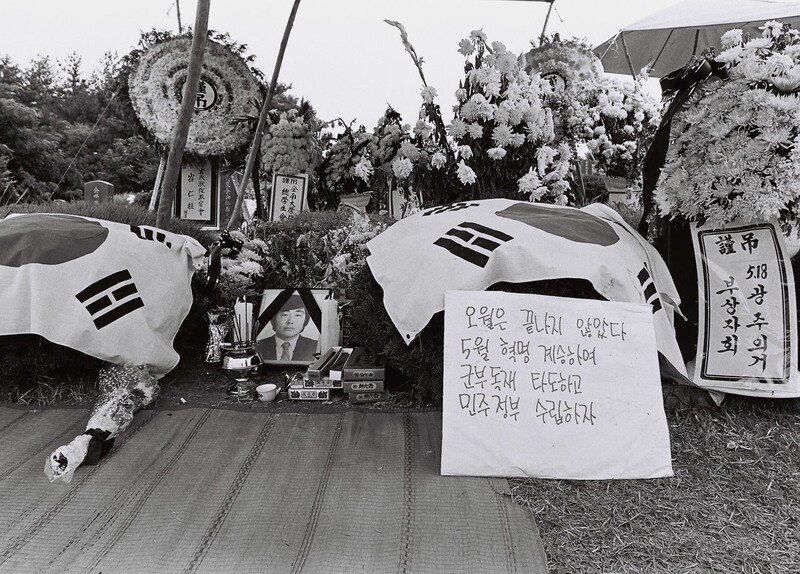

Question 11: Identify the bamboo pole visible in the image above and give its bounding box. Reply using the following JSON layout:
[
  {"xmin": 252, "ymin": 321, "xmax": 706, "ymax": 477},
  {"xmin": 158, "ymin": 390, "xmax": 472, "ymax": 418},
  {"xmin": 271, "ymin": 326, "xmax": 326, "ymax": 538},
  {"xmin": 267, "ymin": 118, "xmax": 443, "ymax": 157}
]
[
  {"xmin": 155, "ymin": 0, "xmax": 210, "ymax": 229},
  {"xmin": 176, "ymin": 0, "xmax": 183, "ymax": 34},
  {"xmin": 539, "ymin": 0, "xmax": 555, "ymax": 44},
  {"xmin": 148, "ymin": 154, "xmax": 166, "ymax": 211},
  {"xmin": 225, "ymin": 0, "xmax": 302, "ymax": 231}
]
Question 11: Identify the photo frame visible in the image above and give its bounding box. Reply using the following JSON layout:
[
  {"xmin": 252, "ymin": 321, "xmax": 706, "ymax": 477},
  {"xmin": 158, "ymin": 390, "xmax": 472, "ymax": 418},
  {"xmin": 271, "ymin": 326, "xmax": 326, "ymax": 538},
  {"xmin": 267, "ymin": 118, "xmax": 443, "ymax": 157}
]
[{"xmin": 254, "ymin": 288, "xmax": 339, "ymax": 366}]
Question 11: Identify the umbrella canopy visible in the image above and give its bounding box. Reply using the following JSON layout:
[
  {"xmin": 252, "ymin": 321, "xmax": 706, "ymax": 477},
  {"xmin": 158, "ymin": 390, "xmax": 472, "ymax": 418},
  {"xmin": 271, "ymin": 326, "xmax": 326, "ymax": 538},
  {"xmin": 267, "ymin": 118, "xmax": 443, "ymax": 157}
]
[{"xmin": 594, "ymin": 0, "xmax": 800, "ymax": 77}]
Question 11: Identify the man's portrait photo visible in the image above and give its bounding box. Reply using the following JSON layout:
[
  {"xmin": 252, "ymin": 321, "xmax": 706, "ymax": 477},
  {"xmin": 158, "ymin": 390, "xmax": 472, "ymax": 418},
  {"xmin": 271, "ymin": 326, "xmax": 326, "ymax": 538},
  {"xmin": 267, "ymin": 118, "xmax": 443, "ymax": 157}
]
[{"xmin": 255, "ymin": 290, "xmax": 323, "ymax": 364}]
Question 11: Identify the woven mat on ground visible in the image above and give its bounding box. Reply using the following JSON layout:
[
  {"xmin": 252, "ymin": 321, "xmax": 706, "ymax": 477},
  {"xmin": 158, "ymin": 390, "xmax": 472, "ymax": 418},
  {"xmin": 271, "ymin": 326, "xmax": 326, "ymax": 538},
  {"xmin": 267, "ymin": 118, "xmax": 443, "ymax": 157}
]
[{"xmin": 0, "ymin": 406, "xmax": 548, "ymax": 574}]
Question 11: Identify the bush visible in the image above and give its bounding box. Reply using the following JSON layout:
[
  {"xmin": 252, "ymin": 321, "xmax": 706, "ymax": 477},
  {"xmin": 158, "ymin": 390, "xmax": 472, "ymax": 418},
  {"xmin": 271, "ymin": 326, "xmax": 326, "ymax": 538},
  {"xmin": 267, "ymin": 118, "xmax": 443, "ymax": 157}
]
[{"xmin": 347, "ymin": 263, "xmax": 604, "ymax": 407}]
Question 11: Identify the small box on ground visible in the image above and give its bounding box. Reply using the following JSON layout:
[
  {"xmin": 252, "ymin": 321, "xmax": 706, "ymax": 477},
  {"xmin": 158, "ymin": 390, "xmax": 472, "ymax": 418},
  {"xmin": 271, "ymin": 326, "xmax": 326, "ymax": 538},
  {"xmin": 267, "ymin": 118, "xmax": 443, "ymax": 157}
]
[
  {"xmin": 343, "ymin": 380, "xmax": 385, "ymax": 393},
  {"xmin": 328, "ymin": 347, "xmax": 353, "ymax": 381},
  {"xmin": 304, "ymin": 377, "xmax": 343, "ymax": 389},
  {"xmin": 289, "ymin": 388, "xmax": 331, "ymax": 401},
  {"xmin": 347, "ymin": 391, "xmax": 390, "ymax": 404},
  {"xmin": 306, "ymin": 347, "xmax": 340, "ymax": 382},
  {"xmin": 343, "ymin": 347, "xmax": 386, "ymax": 381}
]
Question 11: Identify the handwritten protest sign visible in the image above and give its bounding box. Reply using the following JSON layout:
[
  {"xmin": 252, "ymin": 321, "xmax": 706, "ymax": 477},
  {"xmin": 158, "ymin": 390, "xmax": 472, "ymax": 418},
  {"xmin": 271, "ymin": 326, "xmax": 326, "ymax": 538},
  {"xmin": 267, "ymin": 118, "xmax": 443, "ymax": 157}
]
[
  {"xmin": 441, "ymin": 290, "xmax": 673, "ymax": 480},
  {"xmin": 692, "ymin": 223, "xmax": 799, "ymax": 397},
  {"xmin": 270, "ymin": 173, "xmax": 308, "ymax": 222}
]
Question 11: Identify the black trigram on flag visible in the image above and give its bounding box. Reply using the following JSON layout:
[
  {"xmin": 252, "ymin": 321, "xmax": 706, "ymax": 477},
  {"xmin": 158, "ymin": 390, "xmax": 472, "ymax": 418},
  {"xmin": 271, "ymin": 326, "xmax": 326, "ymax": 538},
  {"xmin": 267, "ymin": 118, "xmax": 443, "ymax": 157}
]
[
  {"xmin": 433, "ymin": 222, "xmax": 513, "ymax": 268},
  {"xmin": 130, "ymin": 225, "xmax": 172, "ymax": 248},
  {"xmin": 637, "ymin": 266, "xmax": 663, "ymax": 313},
  {"xmin": 76, "ymin": 270, "xmax": 145, "ymax": 329},
  {"xmin": 423, "ymin": 202, "xmax": 480, "ymax": 216}
]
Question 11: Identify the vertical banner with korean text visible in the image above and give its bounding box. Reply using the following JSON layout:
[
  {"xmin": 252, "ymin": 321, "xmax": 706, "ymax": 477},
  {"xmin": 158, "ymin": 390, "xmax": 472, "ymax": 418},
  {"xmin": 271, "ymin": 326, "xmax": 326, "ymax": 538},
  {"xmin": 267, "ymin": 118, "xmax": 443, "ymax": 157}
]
[
  {"xmin": 269, "ymin": 173, "xmax": 308, "ymax": 222},
  {"xmin": 692, "ymin": 222, "xmax": 799, "ymax": 397},
  {"xmin": 441, "ymin": 290, "xmax": 673, "ymax": 480},
  {"xmin": 177, "ymin": 159, "xmax": 217, "ymax": 226}
]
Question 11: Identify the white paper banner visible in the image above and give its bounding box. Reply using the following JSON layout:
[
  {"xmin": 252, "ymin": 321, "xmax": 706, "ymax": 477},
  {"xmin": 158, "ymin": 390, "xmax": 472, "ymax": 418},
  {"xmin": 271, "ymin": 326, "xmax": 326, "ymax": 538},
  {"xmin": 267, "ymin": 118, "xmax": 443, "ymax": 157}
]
[
  {"xmin": 179, "ymin": 160, "xmax": 213, "ymax": 222},
  {"xmin": 270, "ymin": 173, "xmax": 308, "ymax": 222},
  {"xmin": 442, "ymin": 290, "xmax": 673, "ymax": 480},
  {"xmin": 691, "ymin": 222, "xmax": 799, "ymax": 397}
]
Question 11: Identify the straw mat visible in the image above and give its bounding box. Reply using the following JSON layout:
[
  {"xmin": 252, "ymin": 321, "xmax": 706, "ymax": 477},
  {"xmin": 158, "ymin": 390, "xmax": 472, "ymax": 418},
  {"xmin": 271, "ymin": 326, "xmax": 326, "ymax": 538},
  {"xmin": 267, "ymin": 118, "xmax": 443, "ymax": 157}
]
[{"xmin": 0, "ymin": 406, "xmax": 548, "ymax": 573}]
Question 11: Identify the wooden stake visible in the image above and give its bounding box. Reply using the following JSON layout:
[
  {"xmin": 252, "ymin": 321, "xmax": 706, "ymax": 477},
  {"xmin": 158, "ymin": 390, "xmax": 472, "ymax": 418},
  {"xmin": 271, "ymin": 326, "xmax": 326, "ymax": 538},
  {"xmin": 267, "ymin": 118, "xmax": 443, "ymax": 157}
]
[
  {"xmin": 226, "ymin": 0, "xmax": 302, "ymax": 231},
  {"xmin": 155, "ymin": 0, "xmax": 210, "ymax": 229}
]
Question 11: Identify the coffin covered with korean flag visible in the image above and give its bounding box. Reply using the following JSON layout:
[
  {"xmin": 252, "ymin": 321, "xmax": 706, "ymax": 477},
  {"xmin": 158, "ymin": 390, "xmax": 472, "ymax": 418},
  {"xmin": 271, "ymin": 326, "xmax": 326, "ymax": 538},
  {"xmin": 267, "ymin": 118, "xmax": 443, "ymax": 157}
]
[
  {"xmin": 0, "ymin": 213, "xmax": 206, "ymax": 378},
  {"xmin": 366, "ymin": 199, "xmax": 688, "ymax": 382}
]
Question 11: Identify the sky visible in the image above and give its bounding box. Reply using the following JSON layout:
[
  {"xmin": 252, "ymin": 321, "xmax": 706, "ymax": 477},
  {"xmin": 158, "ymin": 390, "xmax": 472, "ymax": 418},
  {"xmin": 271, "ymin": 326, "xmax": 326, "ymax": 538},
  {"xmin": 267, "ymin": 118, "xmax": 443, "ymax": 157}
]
[{"xmin": 0, "ymin": 0, "xmax": 685, "ymax": 129}]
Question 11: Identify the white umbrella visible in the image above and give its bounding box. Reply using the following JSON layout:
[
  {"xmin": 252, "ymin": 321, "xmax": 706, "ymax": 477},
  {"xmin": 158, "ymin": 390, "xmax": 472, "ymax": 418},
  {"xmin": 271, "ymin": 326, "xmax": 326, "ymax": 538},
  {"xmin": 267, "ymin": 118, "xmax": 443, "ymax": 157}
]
[{"xmin": 594, "ymin": 0, "xmax": 800, "ymax": 77}]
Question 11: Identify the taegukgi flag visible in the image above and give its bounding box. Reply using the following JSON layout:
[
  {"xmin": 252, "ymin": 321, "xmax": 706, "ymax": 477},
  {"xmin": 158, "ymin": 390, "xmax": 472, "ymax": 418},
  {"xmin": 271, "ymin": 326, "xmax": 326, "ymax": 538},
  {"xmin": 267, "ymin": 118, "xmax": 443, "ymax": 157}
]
[
  {"xmin": 0, "ymin": 213, "xmax": 206, "ymax": 377},
  {"xmin": 366, "ymin": 198, "xmax": 687, "ymax": 378}
]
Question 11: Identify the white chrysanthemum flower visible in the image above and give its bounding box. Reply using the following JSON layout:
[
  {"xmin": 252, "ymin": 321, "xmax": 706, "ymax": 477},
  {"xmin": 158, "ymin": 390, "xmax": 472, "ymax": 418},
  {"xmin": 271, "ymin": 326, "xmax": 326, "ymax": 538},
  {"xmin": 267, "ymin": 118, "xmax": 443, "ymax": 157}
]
[
  {"xmin": 447, "ymin": 118, "xmax": 468, "ymax": 138},
  {"xmin": 458, "ymin": 38, "xmax": 475, "ymax": 57},
  {"xmin": 354, "ymin": 156, "xmax": 373, "ymax": 183},
  {"xmin": 535, "ymin": 145, "xmax": 557, "ymax": 176},
  {"xmin": 771, "ymin": 69, "xmax": 800, "ymax": 92},
  {"xmin": 517, "ymin": 168, "xmax": 541, "ymax": 193},
  {"xmin": 457, "ymin": 160, "xmax": 477, "ymax": 185},
  {"xmin": 487, "ymin": 147, "xmax": 507, "ymax": 160},
  {"xmin": 470, "ymin": 29, "xmax": 487, "ymax": 42},
  {"xmin": 721, "ymin": 29, "xmax": 744, "ymax": 48},
  {"xmin": 491, "ymin": 41, "xmax": 507, "ymax": 55},
  {"xmin": 431, "ymin": 151, "xmax": 447, "ymax": 169},
  {"xmin": 420, "ymin": 85, "xmax": 438, "ymax": 103},
  {"xmin": 413, "ymin": 120, "xmax": 432, "ymax": 140},
  {"xmin": 761, "ymin": 20, "xmax": 784, "ymax": 38},
  {"xmin": 509, "ymin": 133, "xmax": 526, "ymax": 148},
  {"xmin": 400, "ymin": 141, "xmax": 421, "ymax": 161},
  {"xmin": 716, "ymin": 45, "xmax": 744, "ymax": 65},
  {"xmin": 457, "ymin": 145, "xmax": 473, "ymax": 159},
  {"xmin": 492, "ymin": 124, "xmax": 513, "ymax": 147},
  {"xmin": 455, "ymin": 87, "xmax": 468, "ymax": 102},
  {"xmin": 467, "ymin": 122, "xmax": 484, "ymax": 139},
  {"xmin": 392, "ymin": 157, "xmax": 413, "ymax": 179}
]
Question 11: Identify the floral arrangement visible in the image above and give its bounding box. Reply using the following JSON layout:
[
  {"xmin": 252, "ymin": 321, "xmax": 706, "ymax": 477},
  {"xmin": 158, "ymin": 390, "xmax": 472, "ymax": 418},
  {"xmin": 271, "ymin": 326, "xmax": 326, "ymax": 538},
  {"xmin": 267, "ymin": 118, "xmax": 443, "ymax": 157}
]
[
  {"xmin": 448, "ymin": 31, "xmax": 575, "ymax": 203},
  {"xmin": 570, "ymin": 74, "xmax": 661, "ymax": 184},
  {"xmin": 520, "ymin": 38, "xmax": 605, "ymax": 91},
  {"xmin": 315, "ymin": 124, "xmax": 374, "ymax": 206},
  {"xmin": 260, "ymin": 110, "xmax": 321, "ymax": 177},
  {"xmin": 128, "ymin": 37, "xmax": 260, "ymax": 157},
  {"xmin": 213, "ymin": 230, "xmax": 270, "ymax": 307},
  {"xmin": 213, "ymin": 211, "xmax": 390, "ymax": 304},
  {"xmin": 654, "ymin": 21, "xmax": 800, "ymax": 227}
]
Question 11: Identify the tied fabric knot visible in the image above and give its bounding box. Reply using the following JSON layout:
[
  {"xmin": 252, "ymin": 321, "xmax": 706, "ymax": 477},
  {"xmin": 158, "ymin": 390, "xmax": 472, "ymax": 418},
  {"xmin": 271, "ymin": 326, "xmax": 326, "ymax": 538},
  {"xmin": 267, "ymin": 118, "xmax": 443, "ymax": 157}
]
[
  {"xmin": 280, "ymin": 341, "xmax": 291, "ymax": 361},
  {"xmin": 82, "ymin": 428, "xmax": 115, "ymax": 465},
  {"xmin": 638, "ymin": 58, "xmax": 728, "ymax": 236}
]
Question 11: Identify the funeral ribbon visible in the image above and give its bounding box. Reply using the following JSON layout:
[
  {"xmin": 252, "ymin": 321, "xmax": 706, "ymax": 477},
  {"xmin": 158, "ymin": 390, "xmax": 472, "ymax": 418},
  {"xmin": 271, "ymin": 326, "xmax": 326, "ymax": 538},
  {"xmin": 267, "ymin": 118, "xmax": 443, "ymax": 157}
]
[
  {"xmin": 637, "ymin": 59, "xmax": 728, "ymax": 236},
  {"xmin": 255, "ymin": 288, "xmax": 323, "ymax": 335}
]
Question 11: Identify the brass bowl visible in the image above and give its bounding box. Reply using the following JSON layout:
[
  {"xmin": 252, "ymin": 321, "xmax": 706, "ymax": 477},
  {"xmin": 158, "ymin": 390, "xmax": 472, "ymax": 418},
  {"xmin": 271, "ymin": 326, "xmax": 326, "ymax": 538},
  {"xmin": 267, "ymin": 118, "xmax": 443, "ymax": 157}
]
[{"xmin": 220, "ymin": 345, "xmax": 262, "ymax": 380}]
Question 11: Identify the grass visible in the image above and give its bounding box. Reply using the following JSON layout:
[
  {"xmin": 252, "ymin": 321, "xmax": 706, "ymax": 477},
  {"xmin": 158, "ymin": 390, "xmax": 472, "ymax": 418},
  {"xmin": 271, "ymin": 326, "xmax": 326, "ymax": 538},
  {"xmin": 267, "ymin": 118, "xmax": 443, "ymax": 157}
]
[
  {"xmin": 511, "ymin": 395, "xmax": 800, "ymax": 574},
  {"xmin": 6, "ymin": 373, "xmax": 98, "ymax": 406}
]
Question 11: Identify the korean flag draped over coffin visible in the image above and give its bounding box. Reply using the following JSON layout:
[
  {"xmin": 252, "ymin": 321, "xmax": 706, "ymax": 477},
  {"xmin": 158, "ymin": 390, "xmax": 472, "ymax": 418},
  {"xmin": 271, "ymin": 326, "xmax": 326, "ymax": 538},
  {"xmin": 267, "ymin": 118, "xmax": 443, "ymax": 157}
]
[
  {"xmin": 0, "ymin": 213, "xmax": 206, "ymax": 377},
  {"xmin": 366, "ymin": 199, "xmax": 687, "ymax": 377}
]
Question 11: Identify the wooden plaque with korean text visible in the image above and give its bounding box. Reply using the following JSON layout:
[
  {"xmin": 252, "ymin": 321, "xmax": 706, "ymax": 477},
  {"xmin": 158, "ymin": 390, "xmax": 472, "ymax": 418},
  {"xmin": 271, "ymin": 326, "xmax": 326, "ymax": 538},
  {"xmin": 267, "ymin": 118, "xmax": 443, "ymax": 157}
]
[
  {"xmin": 269, "ymin": 173, "xmax": 308, "ymax": 222},
  {"xmin": 176, "ymin": 159, "xmax": 217, "ymax": 226}
]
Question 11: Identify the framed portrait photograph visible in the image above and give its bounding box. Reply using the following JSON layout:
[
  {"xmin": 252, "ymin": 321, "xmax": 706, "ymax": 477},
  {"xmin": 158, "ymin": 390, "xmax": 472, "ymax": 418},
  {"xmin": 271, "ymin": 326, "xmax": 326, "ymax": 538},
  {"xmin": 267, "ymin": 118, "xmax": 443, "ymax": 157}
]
[{"xmin": 254, "ymin": 288, "xmax": 339, "ymax": 366}]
